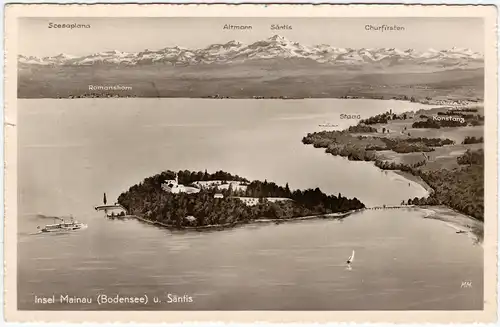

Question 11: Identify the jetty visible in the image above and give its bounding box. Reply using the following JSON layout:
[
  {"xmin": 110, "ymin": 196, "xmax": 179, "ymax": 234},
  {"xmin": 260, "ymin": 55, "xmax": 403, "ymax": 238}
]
[
  {"xmin": 365, "ymin": 205, "xmax": 415, "ymax": 210},
  {"xmin": 95, "ymin": 204, "xmax": 128, "ymax": 217},
  {"xmin": 94, "ymin": 204, "xmax": 127, "ymax": 212}
]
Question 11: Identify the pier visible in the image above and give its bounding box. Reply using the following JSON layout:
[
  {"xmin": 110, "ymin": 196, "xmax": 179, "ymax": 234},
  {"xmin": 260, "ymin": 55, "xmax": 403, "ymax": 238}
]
[
  {"xmin": 95, "ymin": 204, "xmax": 128, "ymax": 217},
  {"xmin": 94, "ymin": 204, "xmax": 127, "ymax": 212},
  {"xmin": 365, "ymin": 205, "xmax": 415, "ymax": 210}
]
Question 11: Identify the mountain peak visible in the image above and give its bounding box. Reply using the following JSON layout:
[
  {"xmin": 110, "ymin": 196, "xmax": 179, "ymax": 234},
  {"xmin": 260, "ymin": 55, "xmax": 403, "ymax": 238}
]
[
  {"xmin": 227, "ymin": 40, "xmax": 242, "ymax": 45},
  {"xmin": 104, "ymin": 50, "xmax": 123, "ymax": 54},
  {"xmin": 54, "ymin": 53, "xmax": 75, "ymax": 58},
  {"xmin": 267, "ymin": 35, "xmax": 289, "ymax": 43}
]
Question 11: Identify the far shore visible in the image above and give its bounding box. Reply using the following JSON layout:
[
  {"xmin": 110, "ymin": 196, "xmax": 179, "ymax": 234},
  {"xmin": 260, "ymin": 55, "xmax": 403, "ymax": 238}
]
[{"xmin": 29, "ymin": 95, "xmax": 480, "ymax": 108}]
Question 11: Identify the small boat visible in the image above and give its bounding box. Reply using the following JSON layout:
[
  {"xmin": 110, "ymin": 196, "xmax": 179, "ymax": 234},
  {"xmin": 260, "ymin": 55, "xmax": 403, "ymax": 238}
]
[
  {"xmin": 456, "ymin": 230, "xmax": 467, "ymax": 234},
  {"xmin": 38, "ymin": 216, "xmax": 87, "ymax": 233}
]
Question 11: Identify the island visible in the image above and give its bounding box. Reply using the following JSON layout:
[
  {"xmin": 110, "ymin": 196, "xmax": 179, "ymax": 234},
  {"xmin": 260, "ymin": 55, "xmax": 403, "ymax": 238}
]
[
  {"xmin": 117, "ymin": 170, "xmax": 365, "ymax": 229},
  {"xmin": 302, "ymin": 105, "xmax": 485, "ymax": 230}
]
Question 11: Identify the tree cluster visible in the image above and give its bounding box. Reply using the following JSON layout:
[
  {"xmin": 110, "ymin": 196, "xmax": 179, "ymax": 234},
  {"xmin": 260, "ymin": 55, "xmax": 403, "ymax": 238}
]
[
  {"xmin": 359, "ymin": 112, "xmax": 390, "ymax": 125},
  {"xmin": 346, "ymin": 125, "xmax": 378, "ymax": 133},
  {"xmin": 457, "ymin": 149, "xmax": 484, "ymax": 166},
  {"xmin": 117, "ymin": 170, "xmax": 365, "ymax": 228},
  {"xmin": 462, "ymin": 136, "xmax": 484, "ymax": 145},
  {"xmin": 410, "ymin": 164, "xmax": 484, "ymax": 221},
  {"xmin": 401, "ymin": 149, "xmax": 484, "ymax": 220}
]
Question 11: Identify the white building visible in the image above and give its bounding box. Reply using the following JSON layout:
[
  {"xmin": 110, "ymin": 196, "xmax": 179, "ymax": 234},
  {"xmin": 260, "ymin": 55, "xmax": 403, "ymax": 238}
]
[
  {"xmin": 192, "ymin": 180, "xmax": 225, "ymax": 188},
  {"xmin": 233, "ymin": 197, "xmax": 259, "ymax": 206},
  {"xmin": 217, "ymin": 181, "xmax": 248, "ymax": 192},
  {"xmin": 214, "ymin": 193, "xmax": 224, "ymax": 199},
  {"xmin": 233, "ymin": 197, "xmax": 292, "ymax": 206},
  {"xmin": 192, "ymin": 180, "xmax": 247, "ymax": 192},
  {"xmin": 162, "ymin": 174, "xmax": 200, "ymax": 194},
  {"xmin": 266, "ymin": 197, "xmax": 293, "ymax": 204}
]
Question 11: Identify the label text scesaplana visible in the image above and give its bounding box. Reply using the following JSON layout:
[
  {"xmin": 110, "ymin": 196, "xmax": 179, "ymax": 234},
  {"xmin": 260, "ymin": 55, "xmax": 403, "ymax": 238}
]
[{"xmin": 48, "ymin": 23, "xmax": 91, "ymax": 29}]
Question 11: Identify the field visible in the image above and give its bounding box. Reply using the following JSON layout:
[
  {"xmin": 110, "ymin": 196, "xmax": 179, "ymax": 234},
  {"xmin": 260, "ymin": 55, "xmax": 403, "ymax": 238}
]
[
  {"xmin": 345, "ymin": 107, "xmax": 484, "ymax": 170},
  {"xmin": 18, "ymin": 61, "xmax": 484, "ymax": 100},
  {"xmin": 377, "ymin": 143, "xmax": 483, "ymax": 170}
]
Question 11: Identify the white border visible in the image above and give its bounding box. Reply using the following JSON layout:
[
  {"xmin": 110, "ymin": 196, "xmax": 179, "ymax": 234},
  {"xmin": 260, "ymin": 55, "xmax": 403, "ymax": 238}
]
[{"xmin": 4, "ymin": 3, "xmax": 498, "ymax": 323}]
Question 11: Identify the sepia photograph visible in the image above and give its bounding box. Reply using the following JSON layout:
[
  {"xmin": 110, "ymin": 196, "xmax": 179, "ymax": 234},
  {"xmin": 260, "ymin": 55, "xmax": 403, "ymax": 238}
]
[{"xmin": 4, "ymin": 3, "xmax": 498, "ymax": 324}]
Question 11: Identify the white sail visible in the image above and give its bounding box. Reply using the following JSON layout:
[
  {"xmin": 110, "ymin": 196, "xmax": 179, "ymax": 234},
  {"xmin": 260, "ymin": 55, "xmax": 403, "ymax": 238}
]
[{"xmin": 348, "ymin": 250, "xmax": 355, "ymax": 262}]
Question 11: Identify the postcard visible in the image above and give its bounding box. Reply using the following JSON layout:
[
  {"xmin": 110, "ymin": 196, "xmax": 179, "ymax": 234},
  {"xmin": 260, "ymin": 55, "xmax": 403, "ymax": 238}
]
[{"xmin": 4, "ymin": 3, "xmax": 498, "ymax": 323}]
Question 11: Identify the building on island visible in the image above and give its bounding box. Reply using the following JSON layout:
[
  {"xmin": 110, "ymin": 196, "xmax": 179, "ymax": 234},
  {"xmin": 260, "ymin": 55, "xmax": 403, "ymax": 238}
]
[
  {"xmin": 192, "ymin": 180, "xmax": 247, "ymax": 192},
  {"xmin": 192, "ymin": 180, "xmax": 224, "ymax": 188},
  {"xmin": 162, "ymin": 174, "xmax": 200, "ymax": 194},
  {"xmin": 233, "ymin": 197, "xmax": 293, "ymax": 206},
  {"xmin": 217, "ymin": 181, "xmax": 247, "ymax": 192},
  {"xmin": 184, "ymin": 216, "xmax": 196, "ymax": 223},
  {"xmin": 267, "ymin": 197, "xmax": 293, "ymax": 204},
  {"xmin": 235, "ymin": 197, "xmax": 259, "ymax": 206}
]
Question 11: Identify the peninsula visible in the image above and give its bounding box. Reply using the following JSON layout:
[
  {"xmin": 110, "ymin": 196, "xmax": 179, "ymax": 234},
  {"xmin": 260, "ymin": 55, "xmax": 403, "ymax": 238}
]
[{"xmin": 303, "ymin": 105, "xmax": 485, "ymax": 222}]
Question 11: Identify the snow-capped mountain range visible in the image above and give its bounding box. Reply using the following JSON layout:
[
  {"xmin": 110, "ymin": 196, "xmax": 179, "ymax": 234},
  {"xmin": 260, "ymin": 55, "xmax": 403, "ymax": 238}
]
[{"xmin": 19, "ymin": 35, "xmax": 483, "ymax": 69}]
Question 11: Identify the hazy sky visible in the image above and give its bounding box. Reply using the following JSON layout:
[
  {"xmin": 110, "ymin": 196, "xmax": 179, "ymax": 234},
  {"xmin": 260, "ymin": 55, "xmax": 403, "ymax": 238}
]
[{"xmin": 19, "ymin": 17, "xmax": 484, "ymax": 57}]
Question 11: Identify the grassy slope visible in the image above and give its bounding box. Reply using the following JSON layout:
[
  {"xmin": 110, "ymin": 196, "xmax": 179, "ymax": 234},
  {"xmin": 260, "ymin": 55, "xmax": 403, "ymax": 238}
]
[
  {"xmin": 18, "ymin": 61, "xmax": 484, "ymax": 100},
  {"xmin": 355, "ymin": 109, "xmax": 483, "ymax": 170}
]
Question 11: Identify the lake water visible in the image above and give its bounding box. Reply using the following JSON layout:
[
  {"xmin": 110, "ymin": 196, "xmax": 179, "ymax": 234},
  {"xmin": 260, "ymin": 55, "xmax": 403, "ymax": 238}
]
[{"xmin": 18, "ymin": 99, "xmax": 483, "ymax": 310}]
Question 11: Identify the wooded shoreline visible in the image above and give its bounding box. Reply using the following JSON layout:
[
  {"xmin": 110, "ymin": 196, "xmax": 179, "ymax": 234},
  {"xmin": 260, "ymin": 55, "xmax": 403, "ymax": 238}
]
[
  {"xmin": 303, "ymin": 105, "xmax": 484, "ymax": 221},
  {"xmin": 130, "ymin": 209, "xmax": 358, "ymax": 231}
]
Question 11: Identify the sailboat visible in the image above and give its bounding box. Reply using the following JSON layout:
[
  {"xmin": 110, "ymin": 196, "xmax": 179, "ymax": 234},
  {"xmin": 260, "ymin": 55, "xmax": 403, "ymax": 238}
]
[{"xmin": 346, "ymin": 250, "xmax": 355, "ymax": 269}]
